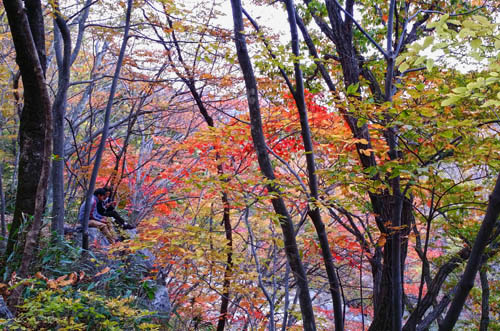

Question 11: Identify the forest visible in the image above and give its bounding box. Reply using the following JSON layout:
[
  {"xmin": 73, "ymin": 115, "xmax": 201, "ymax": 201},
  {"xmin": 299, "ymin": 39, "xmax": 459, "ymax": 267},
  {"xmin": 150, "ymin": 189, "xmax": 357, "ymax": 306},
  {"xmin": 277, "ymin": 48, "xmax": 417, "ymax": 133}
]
[{"xmin": 0, "ymin": 0, "xmax": 499, "ymax": 330}]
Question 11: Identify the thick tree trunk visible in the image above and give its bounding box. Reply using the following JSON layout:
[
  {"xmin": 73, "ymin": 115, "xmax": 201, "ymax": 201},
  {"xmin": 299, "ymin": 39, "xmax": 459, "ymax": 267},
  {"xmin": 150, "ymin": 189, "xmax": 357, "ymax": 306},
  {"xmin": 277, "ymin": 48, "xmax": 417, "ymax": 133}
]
[
  {"xmin": 25, "ymin": 0, "xmax": 47, "ymax": 74},
  {"xmin": 369, "ymin": 196, "xmax": 412, "ymax": 331},
  {"xmin": 230, "ymin": 0, "xmax": 316, "ymax": 329},
  {"xmin": 298, "ymin": 2, "xmax": 408, "ymax": 329},
  {"xmin": 4, "ymin": 0, "xmax": 48, "ymax": 264},
  {"xmin": 2, "ymin": 0, "xmax": 53, "ymax": 310}
]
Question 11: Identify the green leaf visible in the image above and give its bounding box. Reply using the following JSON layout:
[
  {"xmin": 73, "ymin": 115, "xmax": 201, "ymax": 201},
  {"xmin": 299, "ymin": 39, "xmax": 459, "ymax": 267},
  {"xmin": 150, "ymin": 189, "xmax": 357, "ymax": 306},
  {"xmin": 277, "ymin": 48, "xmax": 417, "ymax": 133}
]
[
  {"xmin": 452, "ymin": 87, "xmax": 467, "ymax": 94},
  {"xmin": 346, "ymin": 82, "xmax": 359, "ymax": 95},
  {"xmin": 440, "ymin": 130, "xmax": 454, "ymax": 139},
  {"xmin": 481, "ymin": 100, "xmax": 500, "ymax": 108},
  {"xmin": 431, "ymin": 42, "xmax": 448, "ymax": 51},
  {"xmin": 422, "ymin": 36, "xmax": 434, "ymax": 49},
  {"xmin": 441, "ymin": 95, "xmax": 462, "ymax": 106},
  {"xmin": 470, "ymin": 38, "xmax": 482, "ymax": 49},
  {"xmin": 426, "ymin": 58, "xmax": 434, "ymax": 71},
  {"xmin": 399, "ymin": 62, "xmax": 410, "ymax": 73}
]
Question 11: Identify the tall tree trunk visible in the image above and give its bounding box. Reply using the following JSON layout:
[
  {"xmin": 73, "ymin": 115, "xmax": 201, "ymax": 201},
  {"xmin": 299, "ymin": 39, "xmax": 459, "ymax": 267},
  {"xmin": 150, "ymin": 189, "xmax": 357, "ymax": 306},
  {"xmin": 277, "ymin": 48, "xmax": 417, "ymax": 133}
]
[
  {"xmin": 283, "ymin": 0, "xmax": 344, "ymax": 328},
  {"xmin": 2, "ymin": 0, "xmax": 53, "ymax": 310},
  {"xmin": 230, "ymin": 0, "xmax": 316, "ymax": 329},
  {"xmin": 383, "ymin": 3, "xmax": 404, "ymax": 328},
  {"xmin": 4, "ymin": 0, "xmax": 48, "ymax": 265},
  {"xmin": 52, "ymin": 0, "xmax": 92, "ymax": 238},
  {"xmin": 81, "ymin": 0, "xmax": 133, "ymax": 250},
  {"xmin": 51, "ymin": 8, "xmax": 71, "ymax": 239},
  {"xmin": 298, "ymin": 1, "xmax": 410, "ymax": 329},
  {"xmin": 159, "ymin": 16, "xmax": 235, "ymax": 329}
]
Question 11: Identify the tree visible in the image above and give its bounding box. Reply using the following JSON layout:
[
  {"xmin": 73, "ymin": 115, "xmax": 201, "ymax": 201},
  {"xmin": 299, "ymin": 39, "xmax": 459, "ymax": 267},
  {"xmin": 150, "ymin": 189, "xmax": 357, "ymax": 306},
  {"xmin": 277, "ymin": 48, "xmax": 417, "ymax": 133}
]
[
  {"xmin": 51, "ymin": 0, "xmax": 94, "ymax": 238},
  {"xmin": 3, "ymin": 0, "xmax": 50, "ymax": 267},
  {"xmin": 2, "ymin": 0, "xmax": 53, "ymax": 309},
  {"xmin": 230, "ymin": 0, "xmax": 317, "ymax": 328}
]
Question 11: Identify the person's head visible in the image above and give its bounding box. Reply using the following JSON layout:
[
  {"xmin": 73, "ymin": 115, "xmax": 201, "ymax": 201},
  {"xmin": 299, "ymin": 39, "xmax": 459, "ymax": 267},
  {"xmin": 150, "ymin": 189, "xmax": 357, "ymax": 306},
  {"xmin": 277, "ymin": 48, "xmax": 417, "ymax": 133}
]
[
  {"xmin": 94, "ymin": 188, "xmax": 107, "ymax": 201},
  {"xmin": 103, "ymin": 187, "xmax": 112, "ymax": 198}
]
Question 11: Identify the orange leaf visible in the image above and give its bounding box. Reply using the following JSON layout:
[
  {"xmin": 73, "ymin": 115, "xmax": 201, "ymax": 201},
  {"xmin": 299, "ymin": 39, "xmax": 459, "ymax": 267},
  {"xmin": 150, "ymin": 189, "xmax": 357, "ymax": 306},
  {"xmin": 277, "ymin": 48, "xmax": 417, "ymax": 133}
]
[
  {"xmin": 377, "ymin": 235, "xmax": 387, "ymax": 247},
  {"xmin": 57, "ymin": 273, "xmax": 77, "ymax": 287},
  {"xmin": 95, "ymin": 267, "xmax": 111, "ymax": 277},
  {"xmin": 35, "ymin": 272, "xmax": 48, "ymax": 281},
  {"xmin": 47, "ymin": 280, "xmax": 58, "ymax": 289}
]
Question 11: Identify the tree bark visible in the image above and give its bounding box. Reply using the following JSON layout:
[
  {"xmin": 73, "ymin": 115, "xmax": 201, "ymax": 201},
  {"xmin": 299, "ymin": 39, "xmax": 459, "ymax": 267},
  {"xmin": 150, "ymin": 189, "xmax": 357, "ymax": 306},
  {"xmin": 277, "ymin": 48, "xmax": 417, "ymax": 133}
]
[
  {"xmin": 230, "ymin": 0, "xmax": 316, "ymax": 329},
  {"xmin": 2, "ymin": 0, "xmax": 53, "ymax": 310},
  {"xmin": 284, "ymin": 0, "xmax": 343, "ymax": 329},
  {"xmin": 479, "ymin": 268, "xmax": 489, "ymax": 331},
  {"xmin": 298, "ymin": 1, "xmax": 414, "ymax": 329},
  {"xmin": 216, "ymin": 192, "xmax": 232, "ymax": 331},
  {"xmin": 51, "ymin": 8, "xmax": 72, "ymax": 239},
  {"xmin": 440, "ymin": 173, "xmax": 500, "ymax": 330},
  {"xmin": 0, "ymin": 164, "xmax": 6, "ymax": 250},
  {"xmin": 4, "ymin": 0, "xmax": 48, "ymax": 264}
]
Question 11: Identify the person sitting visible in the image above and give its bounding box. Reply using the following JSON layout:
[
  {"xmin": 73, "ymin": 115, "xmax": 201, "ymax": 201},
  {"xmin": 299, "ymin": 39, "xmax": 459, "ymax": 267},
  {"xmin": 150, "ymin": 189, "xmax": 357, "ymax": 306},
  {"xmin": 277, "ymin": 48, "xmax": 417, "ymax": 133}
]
[
  {"xmin": 97, "ymin": 187, "xmax": 135, "ymax": 230},
  {"xmin": 78, "ymin": 188, "xmax": 117, "ymax": 244}
]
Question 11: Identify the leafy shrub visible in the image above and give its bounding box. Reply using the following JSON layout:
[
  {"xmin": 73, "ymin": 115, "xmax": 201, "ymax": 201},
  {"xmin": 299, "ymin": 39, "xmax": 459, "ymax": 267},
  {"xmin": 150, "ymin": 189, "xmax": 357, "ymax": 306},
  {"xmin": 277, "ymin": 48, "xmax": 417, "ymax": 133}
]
[{"xmin": 0, "ymin": 286, "xmax": 160, "ymax": 330}]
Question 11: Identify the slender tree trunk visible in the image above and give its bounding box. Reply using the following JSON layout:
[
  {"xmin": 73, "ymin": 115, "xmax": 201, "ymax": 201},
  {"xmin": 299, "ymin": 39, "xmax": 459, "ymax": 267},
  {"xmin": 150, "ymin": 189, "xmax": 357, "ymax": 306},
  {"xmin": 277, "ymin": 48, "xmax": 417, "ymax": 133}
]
[
  {"xmin": 0, "ymin": 164, "xmax": 6, "ymax": 250},
  {"xmin": 51, "ymin": 8, "xmax": 72, "ymax": 239},
  {"xmin": 81, "ymin": 0, "xmax": 133, "ymax": 250},
  {"xmin": 162, "ymin": 21, "xmax": 235, "ymax": 329},
  {"xmin": 216, "ymin": 191, "xmax": 232, "ymax": 331},
  {"xmin": 230, "ymin": 0, "xmax": 316, "ymax": 329},
  {"xmin": 479, "ymin": 268, "xmax": 489, "ymax": 331},
  {"xmin": 284, "ymin": 0, "xmax": 344, "ymax": 328},
  {"xmin": 10, "ymin": 72, "xmax": 21, "ymax": 194},
  {"xmin": 440, "ymin": 173, "xmax": 500, "ymax": 330},
  {"xmin": 384, "ymin": 2, "xmax": 404, "ymax": 328}
]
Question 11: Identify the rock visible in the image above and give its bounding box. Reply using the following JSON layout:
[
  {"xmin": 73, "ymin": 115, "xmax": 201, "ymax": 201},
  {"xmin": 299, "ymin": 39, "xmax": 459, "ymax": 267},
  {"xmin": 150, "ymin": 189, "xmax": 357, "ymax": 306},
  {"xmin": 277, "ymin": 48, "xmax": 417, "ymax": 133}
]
[
  {"xmin": 64, "ymin": 225, "xmax": 81, "ymax": 234},
  {"xmin": 150, "ymin": 285, "xmax": 171, "ymax": 314},
  {"xmin": 71, "ymin": 224, "xmax": 171, "ymax": 316},
  {"xmin": 0, "ymin": 296, "xmax": 13, "ymax": 319},
  {"xmin": 88, "ymin": 228, "xmax": 111, "ymax": 247},
  {"xmin": 74, "ymin": 228, "xmax": 111, "ymax": 248}
]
